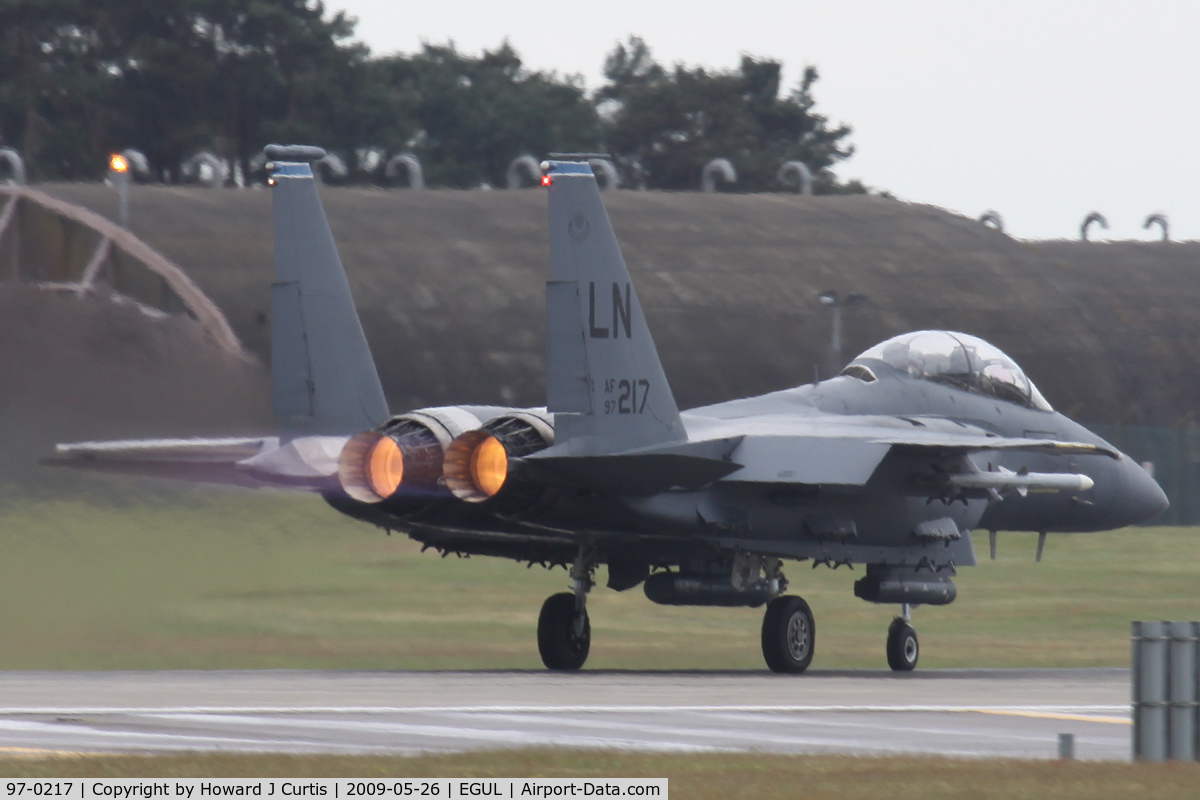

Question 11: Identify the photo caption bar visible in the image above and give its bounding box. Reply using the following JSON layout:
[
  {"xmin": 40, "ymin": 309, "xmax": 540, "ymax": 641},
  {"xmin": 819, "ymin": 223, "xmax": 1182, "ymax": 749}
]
[{"xmin": 3, "ymin": 780, "xmax": 667, "ymax": 800}]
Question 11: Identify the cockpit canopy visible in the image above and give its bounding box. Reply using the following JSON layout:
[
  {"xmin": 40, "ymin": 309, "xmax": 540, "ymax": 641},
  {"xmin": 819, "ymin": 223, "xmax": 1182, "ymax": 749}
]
[{"xmin": 845, "ymin": 330, "xmax": 1053, "ymax": 411}]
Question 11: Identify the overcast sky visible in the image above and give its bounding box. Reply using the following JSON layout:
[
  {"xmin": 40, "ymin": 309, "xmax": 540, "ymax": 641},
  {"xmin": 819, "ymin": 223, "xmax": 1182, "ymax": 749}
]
[{"xmin": 332, "ymin": 0, "xmax": 1198, "ymax": 242}]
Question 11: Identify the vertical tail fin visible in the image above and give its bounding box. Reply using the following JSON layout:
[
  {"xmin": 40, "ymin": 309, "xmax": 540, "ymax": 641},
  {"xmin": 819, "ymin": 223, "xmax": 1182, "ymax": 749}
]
[
  {"xmin": 544, "ymin": 160, "xmax": 685, "ymax": 455},
  {"xmin": 266, "ymin": 145, "xmax": 388, "ymax": 437}
]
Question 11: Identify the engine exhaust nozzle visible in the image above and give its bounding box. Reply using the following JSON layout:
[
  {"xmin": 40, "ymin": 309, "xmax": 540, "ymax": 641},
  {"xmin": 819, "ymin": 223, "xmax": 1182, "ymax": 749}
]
[
  {"xmin": 337, "ymin": 431, "xmax": 405, "ymax": 503},
  {"xmin": 444, "ymin": 430, "xmax": 508, "ymax": 503}
]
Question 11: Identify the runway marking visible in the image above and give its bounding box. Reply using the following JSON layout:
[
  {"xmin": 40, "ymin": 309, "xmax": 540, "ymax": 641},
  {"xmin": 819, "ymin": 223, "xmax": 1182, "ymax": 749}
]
[
  {"xmin": 146, "ymin": 712, "xmax": 722, "ymax": 753},
  {"xmin": 0, "ymin": 707, "xmax": 1131, "ymax": 759},
  {"xmin": 0, "ymin": 717, "xmax": 390, "ymax": 753},
  {"xmin": 0, "ymin": 704, "xmax": 1130, "ymax": 715},
  {"xmin": 457, "ymin": 710, "xmax": 1090, "ymax": 750},
  {"xmin": 128, "ymin": 712, "xmax": 1013, "ymax": 759},
  {"xmin": 969, "ymin": 709, "xmax": 1131, "ymax": 725}
]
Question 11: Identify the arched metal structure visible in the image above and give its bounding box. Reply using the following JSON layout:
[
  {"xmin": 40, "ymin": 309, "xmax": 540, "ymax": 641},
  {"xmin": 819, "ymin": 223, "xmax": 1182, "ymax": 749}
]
[
  {"xmin": 588, "ymin": 158, "xmax": 620, "ymax": 190},
  {"xmin": 0, "ymin": 185, "xmax": 247, "ymax": 360},
  {"xmin": 1143, "ymin": 213, "xmax": 1169, "ymax": 242},
  {"xmin": 979, "ymin": 210, "xmax": 1004, "ymax": 232},
  {"xmin": 507, "ymin": 155, "xmax": 541, "ymax": 189},
  {"xmin": 777, "ymin": 161, "xmax": 813, "ymax": 195},
  {"xmin": 1081, "ymin": 211, "xmax": 1109, "ymax": 241},
  {"xmin": 185, "ymin": 151, "xmax": 225, "ymax": 187},
  {"xmin": 702, "ymin": 158, "xmax": 737, "ymax": 193},
  {"xmin": 315, "ymin": 152, "xmax": 349, "ymax": 183},
  {"xmin": 385, "ymin": 153, "xmax": 424, "ymax": 189},
  {"xmin": 120, "ymin": 149, "xmax": 151, "ymax": 181},
  {"xmin": 0, "ymin": 147, "xmax": 25, "ymax": 185}
]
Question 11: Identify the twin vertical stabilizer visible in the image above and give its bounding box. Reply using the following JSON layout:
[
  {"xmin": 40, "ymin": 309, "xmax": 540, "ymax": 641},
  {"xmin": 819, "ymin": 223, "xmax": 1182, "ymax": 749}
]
[
  {"xmin": 267, "ymin": 145, "xmax": 388, "ymax": 437},
  {"xmin": 544, "ymin": 160, "xmax": 685, "ymax": 455}
]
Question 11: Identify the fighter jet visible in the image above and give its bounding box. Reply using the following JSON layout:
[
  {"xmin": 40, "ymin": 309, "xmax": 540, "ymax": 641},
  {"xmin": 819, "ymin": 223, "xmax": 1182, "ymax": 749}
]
[{"xmin": 54, "ymin": 146, "xmax": 1168, "ymax": 673}]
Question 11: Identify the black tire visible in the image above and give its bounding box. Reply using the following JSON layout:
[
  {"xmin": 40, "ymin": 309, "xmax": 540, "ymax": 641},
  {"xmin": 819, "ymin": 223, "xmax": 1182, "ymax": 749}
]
[
  {"xmin": 886, "ymin": 618, "xmax": 919, "ymax": 672},
  {"xmin": 761, "ymin": 595, "xmax": 815, "ymax": 673},
  {"xmin": 537, "ymin": 592, "xmax": 590, "ymax": 670}
]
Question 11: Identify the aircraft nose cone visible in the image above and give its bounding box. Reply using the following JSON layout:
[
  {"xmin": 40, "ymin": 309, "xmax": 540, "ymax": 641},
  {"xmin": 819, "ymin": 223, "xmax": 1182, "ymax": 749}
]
[{"xmin": 1116, "ymin": 458, "xmax": 1169, "ymax": 526}]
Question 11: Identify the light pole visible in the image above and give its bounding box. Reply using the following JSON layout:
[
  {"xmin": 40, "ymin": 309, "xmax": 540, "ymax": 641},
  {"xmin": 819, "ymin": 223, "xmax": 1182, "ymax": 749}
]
[{"xmin": 109, "ymin": 153, "xmax": 130, "ymax": 228}]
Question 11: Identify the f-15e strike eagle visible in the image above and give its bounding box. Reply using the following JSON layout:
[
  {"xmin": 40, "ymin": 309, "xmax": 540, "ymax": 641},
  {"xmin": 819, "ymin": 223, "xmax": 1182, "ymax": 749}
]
[{"xmin": 55, "ymin": 146, "xmax": 1168, "ymax": 672}]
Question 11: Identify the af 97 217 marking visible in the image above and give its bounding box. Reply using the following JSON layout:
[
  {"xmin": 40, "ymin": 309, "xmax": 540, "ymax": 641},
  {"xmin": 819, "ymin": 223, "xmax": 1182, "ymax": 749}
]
[{"xmin": 602, "ymin": 378, "xmax": 649, "ymax": 414}]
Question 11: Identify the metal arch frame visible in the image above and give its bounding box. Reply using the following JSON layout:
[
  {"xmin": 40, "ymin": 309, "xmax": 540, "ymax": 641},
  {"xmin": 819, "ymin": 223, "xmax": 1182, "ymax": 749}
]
[
  {"xmin": 702, "ymin": 158, "xmax": 737, "ymax": 193},
  {"xmin": 185, "ymin": 151, "xmax": 225, "ymax": 187},
  {"xmin": 587, "ymin": 159, "xmax": 619, "ymax": 190},
  {"xmin": 0, "ymin": 185, "xmax": 248, "ymax": 361},
  {"xmin": 507, "ymin": 155, "xmax": 542, "ymax": 189},
  {"xmin": 315, "ymin": 153, "xmax": 349, "ymax": 183},
  {"xmin": 120, "ymin": 149, "xmax": 152, "ymax": 180},
  {"xmin": 385, "ymin": 153, "xmax": 424, "ymax": 189},
  {"xmin": 0, "ymin": 147, "xmax": 25, "ymax": 185},
  {"xmin": 1143, "ymin": 213, "xmax": 1169, "ymax": 242},
  {"xmin": 1081, "ymin": 211, "xmax": 1109, "ymax": 241},
  {"xmin": 777, "ymin": 161, "xmax": 813, "ymax": 196},
  {"xmin": 979, "ymin": 210, "xmax": 1004, "ymax": 232}
]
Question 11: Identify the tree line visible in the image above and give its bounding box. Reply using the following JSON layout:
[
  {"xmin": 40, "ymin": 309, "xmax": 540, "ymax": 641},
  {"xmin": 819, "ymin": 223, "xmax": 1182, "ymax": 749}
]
[{"xmin": 0, "ymin": 0, "xmax": 864, "ymax": 192}]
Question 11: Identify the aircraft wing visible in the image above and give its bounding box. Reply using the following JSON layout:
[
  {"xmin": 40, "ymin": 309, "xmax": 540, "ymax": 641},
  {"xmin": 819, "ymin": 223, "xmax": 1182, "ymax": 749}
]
[
  {"xmin": 870, "ymin": 432, "xmax": 1119, "ymax": 458},
  {"xmin": 515, "ymin": 425, "xmax": 1117, "ymax": 493},
  {"xmin": 723, "ymin": 430, "xmax": 1117, "ymax": 486},
  {"xmin": 49, "ymin": 435, "xmax": 348, "ymax": 490}
]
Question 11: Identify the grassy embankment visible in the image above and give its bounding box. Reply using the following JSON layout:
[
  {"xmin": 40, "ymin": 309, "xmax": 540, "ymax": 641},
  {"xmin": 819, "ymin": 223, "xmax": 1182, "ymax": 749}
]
[
  {"xmin": 0, "ymin": 484, "xmax": 1195, "ymax": 670},
  {"xmin": 1, "ymin": 751, "xmax": 1199, "ymax": 799}
]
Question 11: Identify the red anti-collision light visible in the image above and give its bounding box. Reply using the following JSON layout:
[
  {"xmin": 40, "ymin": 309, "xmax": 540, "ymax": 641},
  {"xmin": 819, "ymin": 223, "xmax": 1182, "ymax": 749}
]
[{"xmin": 541, "ymin": 174, "xmax": 552, "ymax": 187}]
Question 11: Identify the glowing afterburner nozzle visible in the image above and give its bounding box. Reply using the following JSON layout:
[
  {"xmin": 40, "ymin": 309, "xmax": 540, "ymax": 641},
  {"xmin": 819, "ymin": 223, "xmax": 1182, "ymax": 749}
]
[
  {"xmin": 109, "ymin": 154, "xmax": 129, "ymax": 173},
  {"xmin": 338, "ymin": 431, "xmax": 406, "ymax": 503},
  {"xmin": 472, "ymin": 435, "xmax": 508, "ymax": 497},
  {"xmin": 368, "ymin": 436, "xmax": 404, "ymax": 497},
  {"xmin": 444, "ymin": 429, "xmax": 509, "ymax": 503}
]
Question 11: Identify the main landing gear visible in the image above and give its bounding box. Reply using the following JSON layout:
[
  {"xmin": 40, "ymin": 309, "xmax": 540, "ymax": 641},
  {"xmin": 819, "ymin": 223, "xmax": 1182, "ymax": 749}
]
[
  {"xmin": 761, "ymin": 595, "xmax": 816, "ymax": 673},
  {"xmin": 886, "ymin": 604, "xmax": 919, "ymax": 672},
  {"xmin": 537, "ymin": 548, "xmax": 594, "ymax": 670}
]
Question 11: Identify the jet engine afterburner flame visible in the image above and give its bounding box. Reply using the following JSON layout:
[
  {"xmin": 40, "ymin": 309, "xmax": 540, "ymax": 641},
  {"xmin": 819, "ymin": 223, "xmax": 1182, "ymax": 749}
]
[
  {"xmin": 338, "ymin": 431, "xmax": 403, "ymax": 503},
  {"xmin": 445, "ymin": 430, "xmax": 505, "ymax": 503},
  {"xmin": 443, "ymin": 412, "xmax": 554, "ymax": 504},
  {"xmin": 337, "ymin": 407, "xmax": 485, "ymax": 506}
]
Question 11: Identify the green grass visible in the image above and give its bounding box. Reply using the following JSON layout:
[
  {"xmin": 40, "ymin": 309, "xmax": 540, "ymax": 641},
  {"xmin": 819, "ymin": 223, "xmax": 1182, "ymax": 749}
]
[
  {"xmin": 0, "ymin": 485, "xmax": 1196, "ymax": 670},
  {"xmin": 1, "ymin": 750, "xmax": 1199, "ymax": 799}
]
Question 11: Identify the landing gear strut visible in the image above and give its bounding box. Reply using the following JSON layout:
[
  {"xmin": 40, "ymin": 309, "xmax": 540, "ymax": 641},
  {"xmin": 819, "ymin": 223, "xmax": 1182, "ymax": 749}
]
[
  {"xmin": 886, "ymin": 603, "xmax": 919, "ymax": 671},
  {"xmin": 761, "ymin": 595, "xmax": 815, "ymax": 673},
  {"xmin": 537, "ymin": 547, "xmax": 594, "ymax": 670}
]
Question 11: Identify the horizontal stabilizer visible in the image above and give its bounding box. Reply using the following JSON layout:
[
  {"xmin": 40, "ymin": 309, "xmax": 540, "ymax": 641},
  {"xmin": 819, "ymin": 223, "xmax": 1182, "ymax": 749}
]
[
  {"xmin": 49, "ymin": 435, "xmax": 346, "ymax": 490},
  {"xmin": 49, "ymin": 437, "xmax": 274, "ymax": 488}
]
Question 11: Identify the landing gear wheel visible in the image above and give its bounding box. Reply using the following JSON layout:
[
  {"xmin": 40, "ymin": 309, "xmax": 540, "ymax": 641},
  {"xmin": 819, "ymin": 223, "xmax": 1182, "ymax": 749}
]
[
  {"xmin": 537, "ymin": 592, "xmax": 590, "ymax": 670},
  {"xmin": 886, "ymin": 618, "xmax": 919, "ymax": 671},
  {"xmin": 761, "ymin": 595, "xmax": 815, "ymax": 673}
]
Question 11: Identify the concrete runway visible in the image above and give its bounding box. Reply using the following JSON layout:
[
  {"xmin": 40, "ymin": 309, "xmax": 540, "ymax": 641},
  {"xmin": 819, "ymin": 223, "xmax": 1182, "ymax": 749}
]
[{"xmin": 0, "ymin": 669, "xmax": 1132, "ymax": 760}]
